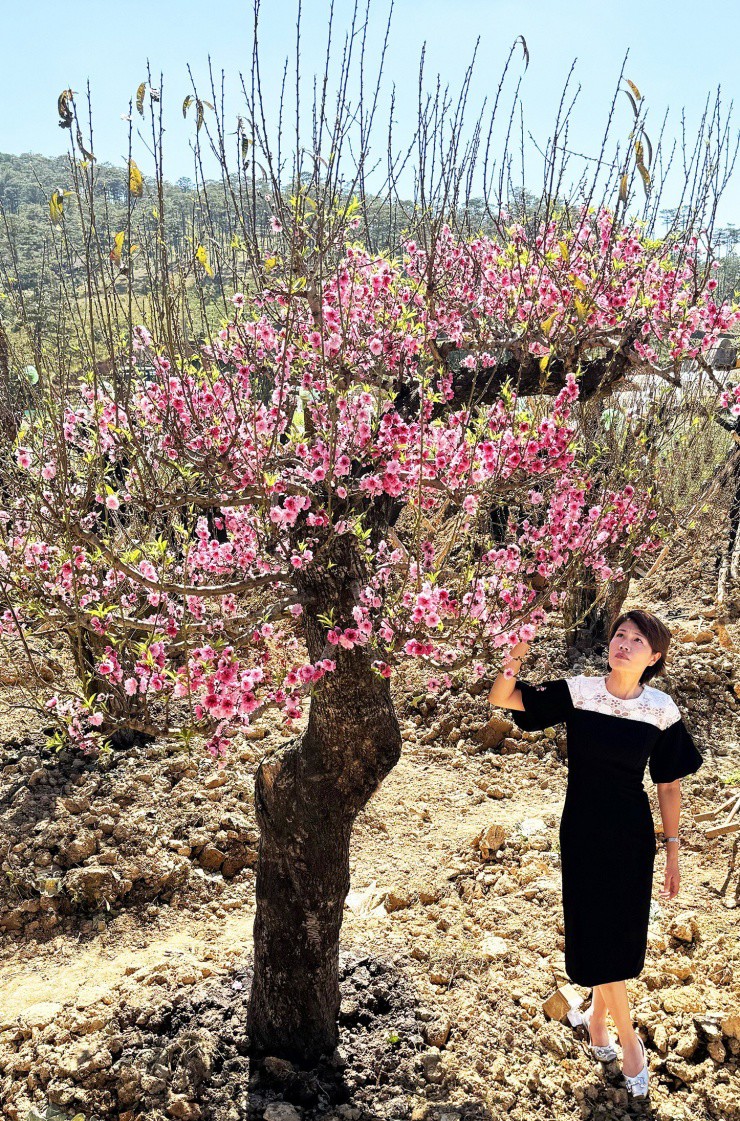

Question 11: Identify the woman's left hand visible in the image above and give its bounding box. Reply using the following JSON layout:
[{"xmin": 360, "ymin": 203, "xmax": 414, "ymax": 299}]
[{"xmin": 659, "ymin": 855, "xmax": 680, "ymax": 900}]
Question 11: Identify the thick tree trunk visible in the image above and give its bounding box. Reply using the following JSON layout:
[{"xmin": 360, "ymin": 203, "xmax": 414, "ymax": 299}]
[
  {"xmin": 246, "ymin": 659, "xmax": 401, "ymax": 1062},
  {"xmin": 246, "ymin": 544, "xmax": 402, "ymax": 1063}
]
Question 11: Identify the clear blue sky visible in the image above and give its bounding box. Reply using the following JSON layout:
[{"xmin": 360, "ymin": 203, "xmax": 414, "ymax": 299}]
[{"xmin": 3, "ymin": 0, "xmax": 739, "ymax": 229}]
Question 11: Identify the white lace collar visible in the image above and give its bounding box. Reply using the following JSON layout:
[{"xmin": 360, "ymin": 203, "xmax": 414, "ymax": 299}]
[{"xmin": 566, "ymin": 674, "xmax": 681, "ymax": 730}]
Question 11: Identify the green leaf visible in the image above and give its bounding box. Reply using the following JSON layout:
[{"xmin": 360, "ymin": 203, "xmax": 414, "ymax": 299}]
[
  {"xmin": 195, "ymin": 98, "xmax": 214, "ymax": 132},
  {"xmin": 195, "ymin": 244, "xmax": 214, "ymax": 277},
  {"xmin": 110, "ymin": 230, "xmax": 125, "ymax": 264},
  {"xmin": 49, "ymin": 190, "xmax": 65, "ymax": 225},
  {"xmin": 129, "ymin": 159, "xmax": 144, "ymax": 198}
]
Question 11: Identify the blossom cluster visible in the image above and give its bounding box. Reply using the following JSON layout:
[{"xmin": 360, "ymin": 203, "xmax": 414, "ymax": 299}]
[{"xmin": 3, "ymin": 205, "xmax": 737, "ymax": 761}]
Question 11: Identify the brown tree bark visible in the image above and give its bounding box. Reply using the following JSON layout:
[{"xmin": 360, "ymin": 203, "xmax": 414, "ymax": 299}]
[{"xmin": 246, "ymin": 539, "xmax": 402, "ymax": 1063}]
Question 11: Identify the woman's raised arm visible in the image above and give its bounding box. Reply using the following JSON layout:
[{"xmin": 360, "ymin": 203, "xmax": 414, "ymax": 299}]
[{"xmin": 487, "ymin": 640, "xmax": 530, "ymax": 711}]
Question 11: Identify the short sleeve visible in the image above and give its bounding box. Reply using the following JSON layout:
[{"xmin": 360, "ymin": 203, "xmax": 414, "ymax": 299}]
[
  {"xmin": 648, "ymin": 717, "xmax": 703, "ymax": 784},
  {"xmin": 509, "ymin": 677, "xmax": 573, "ymax": 732}
]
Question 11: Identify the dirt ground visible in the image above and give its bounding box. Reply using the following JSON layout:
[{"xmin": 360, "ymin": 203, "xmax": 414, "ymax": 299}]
[{"xmin": 0, "ymin": 510, "xmax": 739, "ymax": 1121}]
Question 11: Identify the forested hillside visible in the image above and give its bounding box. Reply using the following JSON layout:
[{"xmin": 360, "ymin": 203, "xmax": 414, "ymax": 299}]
[
  {"xmin": 0, "ymin": 150, "xmax": 251, "ymax": 294},
  {"xmin": 4, "ymin": 149, "xmax": 740, "ymax": 306}
]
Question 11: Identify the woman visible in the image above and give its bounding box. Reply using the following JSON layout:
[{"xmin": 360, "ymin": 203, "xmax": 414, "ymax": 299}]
[{"xmin": 488, "ymin": 609, "xmax": 703, "ymax": 1099}]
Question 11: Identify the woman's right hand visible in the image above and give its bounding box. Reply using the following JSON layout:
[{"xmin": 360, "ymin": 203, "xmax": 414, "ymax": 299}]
[{"xmin": 507, "ymin": 640, "xmax": 531, "ymax": 661}]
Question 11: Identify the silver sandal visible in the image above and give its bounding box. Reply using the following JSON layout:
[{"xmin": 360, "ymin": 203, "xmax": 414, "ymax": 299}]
[
  {"xmin": 623, "ymin": 1035, "xmax": 649, "ymax": 1099},
  {"xmin": 581, "ymin": 1003, "xmax": 619, "ymax": 1062}
]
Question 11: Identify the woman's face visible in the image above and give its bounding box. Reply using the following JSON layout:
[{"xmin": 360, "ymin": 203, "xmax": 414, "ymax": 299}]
[{"xmin": 609, "ymin": 619, "xmax": 661, "ymax": 676}]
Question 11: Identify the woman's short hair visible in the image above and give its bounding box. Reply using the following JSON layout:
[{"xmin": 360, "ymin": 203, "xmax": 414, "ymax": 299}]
[{"xmin": 608, "ymin": 609, "xmax": 672, "ymax": 683}]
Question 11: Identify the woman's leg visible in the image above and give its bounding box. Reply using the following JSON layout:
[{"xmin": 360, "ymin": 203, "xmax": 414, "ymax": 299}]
[
  {"xmin": 597, "ymin": 980, "xmax": 644, "ymax": 1077},
  {"xmin": 587, "ymin": 984, "xmax": 611, "ymax": 1046}
]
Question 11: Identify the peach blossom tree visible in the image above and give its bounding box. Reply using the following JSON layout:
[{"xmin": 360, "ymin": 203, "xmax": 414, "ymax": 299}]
[
  {"xmin": 1, "ymin": 11, "xmax": 738, "ymax": 1060},
  {"xmin": 2, "ymin": 199, "xmax": 737, "ymax": 1057}
]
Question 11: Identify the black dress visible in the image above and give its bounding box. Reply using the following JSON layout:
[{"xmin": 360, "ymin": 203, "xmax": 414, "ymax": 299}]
[{"xmin": 510, "ymin": 674, "xmax": 703, "ymax": 987}]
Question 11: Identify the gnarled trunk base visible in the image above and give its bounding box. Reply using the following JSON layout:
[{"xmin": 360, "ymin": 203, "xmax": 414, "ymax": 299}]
[{"xmin": 246, "ymin": 655, "xmax": 401, "ymax": 1063}]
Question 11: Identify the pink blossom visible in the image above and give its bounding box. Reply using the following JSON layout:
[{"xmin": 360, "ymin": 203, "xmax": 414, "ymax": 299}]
[{"xmin": 3, "ymin": 204, "xmax": 726, "ymax": 755}]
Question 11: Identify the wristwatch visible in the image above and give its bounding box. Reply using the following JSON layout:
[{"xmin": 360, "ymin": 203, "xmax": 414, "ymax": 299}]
[{"xmin": 663, "ymin": 836, "xmax": 679, "ymax": 845}]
